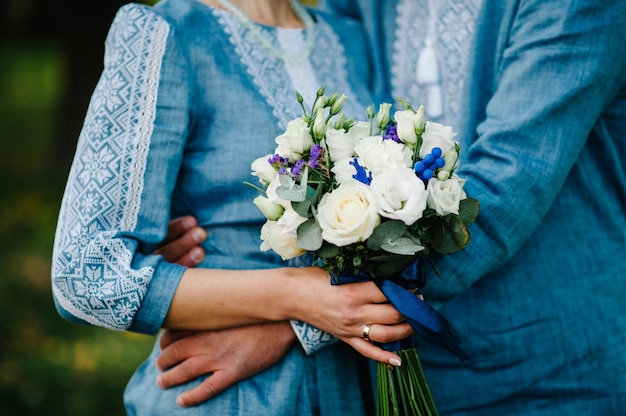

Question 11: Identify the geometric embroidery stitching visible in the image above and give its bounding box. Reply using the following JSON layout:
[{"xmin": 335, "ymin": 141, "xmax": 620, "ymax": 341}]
[{"xmin": 52, "ymin": 4, "xmax": 167, "ymax": 330}]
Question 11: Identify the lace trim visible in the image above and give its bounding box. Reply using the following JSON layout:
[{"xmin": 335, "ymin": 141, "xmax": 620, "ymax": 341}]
[
  {"xmin": 51, "ymin": 5, "xmax": 168, "ymax": 330},
  {"xmin": 392, "ymin": 0, "xmax": 482, "ymax": 128},
  {"xmin": 215, "ymin": 11, "xmax": 361, "ymax": 129}
]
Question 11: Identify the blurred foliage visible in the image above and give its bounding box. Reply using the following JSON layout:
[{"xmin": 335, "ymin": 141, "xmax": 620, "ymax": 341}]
[{"xmin": 0, "ymin": 1, "xmax": 157, "ymax": 415}]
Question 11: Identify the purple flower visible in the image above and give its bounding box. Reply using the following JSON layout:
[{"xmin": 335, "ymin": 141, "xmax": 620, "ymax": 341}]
[
  {"xmin": 308, "ymin": 144, "xmax": 324, "ymax": 169},
  {"xmin": 383, "ymin": 124, "xmax": 402, "ymax": 143},
  {"xmin": 269, "ymin": 154, "xmax": 289, "ymax": 173},
  {"xmin": 291, "ymin": 158, "xmax": 306, "ymax": 178}
]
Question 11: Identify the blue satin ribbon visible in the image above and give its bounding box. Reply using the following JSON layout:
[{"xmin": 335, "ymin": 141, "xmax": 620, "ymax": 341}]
[{"xmin": 331, "ymin": 262, "xmax": 470, "ymax": 362}]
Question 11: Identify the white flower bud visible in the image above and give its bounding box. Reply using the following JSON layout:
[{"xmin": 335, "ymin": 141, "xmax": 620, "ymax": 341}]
[
  {"xmin": 375, "ymin": 103, "xmax": 392, "ymax": 130},
  {"xmin": 253, "ymin": 196, "xmax": 285, "ymax": 221},
  {"xmin": 330, "ymin": 94, "xmax": 348, "ymax": 115},
  {"xmin": 313, "ymin": 107, "xmax": 328, "ymax": 140}
]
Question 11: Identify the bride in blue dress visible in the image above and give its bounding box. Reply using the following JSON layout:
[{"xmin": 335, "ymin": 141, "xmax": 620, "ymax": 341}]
[{"xmin": 51, "ymin": 0, "xmax": 411, "ymax": 414}]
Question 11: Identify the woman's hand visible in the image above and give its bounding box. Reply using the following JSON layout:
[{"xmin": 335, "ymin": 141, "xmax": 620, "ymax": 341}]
[{"xmin": 286, "ymin": 267, "xmax": 413, "ymax": 365}]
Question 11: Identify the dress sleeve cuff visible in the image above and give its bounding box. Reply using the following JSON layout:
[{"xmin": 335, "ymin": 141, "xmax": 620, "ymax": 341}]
[{"xmin": 289, "ymin": 320, "xmax": 337, "ymax": 355}]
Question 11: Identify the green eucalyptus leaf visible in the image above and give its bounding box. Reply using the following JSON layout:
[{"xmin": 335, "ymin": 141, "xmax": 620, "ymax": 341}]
[
  {"xmin": 292, "ymin": 199, "xmax": 311, "ymax": 217},
  {"xmin": 276, "ymin": 174, "xmax": 306, "ymax": 202},
  {"xmin": 367, "ymin": 220, "xmax": 407, "ymax": 251},
  {"xmin": 381, "ymin": 236, "xmax": 424, "ymax": 255},
  {"xmin": 297, "ymin": 219, "xmax": 323, "ymax": 251}
]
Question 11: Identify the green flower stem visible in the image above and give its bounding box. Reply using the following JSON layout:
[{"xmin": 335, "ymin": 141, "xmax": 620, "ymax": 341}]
[{"xmin": 375, "ymin": 347, "xmax": 439, "ymax": 416}]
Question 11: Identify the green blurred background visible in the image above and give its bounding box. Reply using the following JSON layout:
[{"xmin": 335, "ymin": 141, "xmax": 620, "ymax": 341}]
[{"xmin": 1, "ymin": 1, "xmax": 166, "ymax": 414}]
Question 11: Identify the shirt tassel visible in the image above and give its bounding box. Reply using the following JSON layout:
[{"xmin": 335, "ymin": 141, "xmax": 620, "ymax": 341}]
[{"xmin": 416, "ymin": 37, "xmax": 443, "ymax": 118}]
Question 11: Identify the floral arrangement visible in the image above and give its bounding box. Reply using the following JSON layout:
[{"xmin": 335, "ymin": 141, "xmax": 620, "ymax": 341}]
[{"xmin": 248, "ymin": 87, "xmax": 478, "ymax": 416}]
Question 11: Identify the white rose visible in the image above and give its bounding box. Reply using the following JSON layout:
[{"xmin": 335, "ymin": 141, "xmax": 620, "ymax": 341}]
[
  {"xmin": 324, "ymin": 121, "xmax": 370, "ymax": 162},
  {"xmin": 330, "ymin": 157, "xmax": 358, "ymax": 184},
  {"xmin": 260, "ymin": 220, "xmax": 306, "ymax": 260},
  {"xmin": 427, "ymin": 175, "xmax": 467, "ymax": 216},
  {"xmin": 275, "ymin": 117, "xmax": 314, "ymax": 162},
  {"xmin": 316, "ymin": 179, "xmax": 380, "ymax": 246},
  {"xmin": 419, "ymin": 121, "xmax": 457, "ymax": 158},
  {"xmin": 370, "ymin": 168, "xmax": 428, "ymax": 225},
  {"xmin": 354, "ymin": 135, "xmax": 413, "ymax": 176},
  {"xmin": 251, "ymin": 154, "xmax": 277, "ymax": 186},
  {"xmin": 395, "ymin": 106, "xmax": 424, "ymax": 149}
]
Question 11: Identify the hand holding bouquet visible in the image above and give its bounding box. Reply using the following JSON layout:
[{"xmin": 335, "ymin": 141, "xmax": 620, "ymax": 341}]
[{"xmin": 248, "ymin": 87, "xmax": 478, "ymax": 415}]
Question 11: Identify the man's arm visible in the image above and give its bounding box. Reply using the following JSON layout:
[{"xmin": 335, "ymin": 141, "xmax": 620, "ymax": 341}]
[{"xmin": 155, "ymin": 322, "xmax": 296, "ymax": 408}]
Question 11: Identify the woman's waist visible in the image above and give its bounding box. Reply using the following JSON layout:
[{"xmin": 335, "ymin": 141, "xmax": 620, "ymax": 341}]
[{"xmin": 195, "ymin": 224, "xmax": 312, "ymax": 270}]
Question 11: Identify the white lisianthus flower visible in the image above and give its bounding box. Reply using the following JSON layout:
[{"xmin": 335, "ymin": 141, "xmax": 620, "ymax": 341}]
[
  {"xmin": 441, "ymin": 146, "xmax": 460, "ymax": 174},
  {"xmin": 277, "ymin": 204, "xmax": 308, "ymax": 235},
  {"xmin": 265, "ymin": 176, "xmax": 308, "ymax": 232},
  {"xmin": 324, "ymin": 121, "xmax": 370, "ymax": 162},
  {"xmin": 370, "ymin": 168, "xmax": 428, "ymax": 225},
  {"xmin": 253, "ymin": 196, "xmax": 284, "ymax": 221},
  {"xmin": 251, "ymin": 154, "xmax": 277, "ymax": 186},
  {"xmin": 395, "ymin": 106, "xmax": 425, "ymax": 149},
  {"xmin": 354, "ymin": 135, "xmax": 413, "ymax": 176},
  {"xmin": 275, "ymin": 117, "xmax": 314, "ymax": 162},
  {"xmin": 260, "ymin": 220, "xmax": 306, "ymax": 260},
  {"xmin": 265, "ymin": 175, "xmax": 286, "ymax": 205},
  {"xmin": 316, "ymin": 179, "xmax": 380, "ymax": 246},
  {"xmin": 330, "ymin": 157, "xmax": 358, "ymax": 184},
  {"xmin": 427, "ymin": 175, "xmax": 467, "ymax": 216},
  {"xmin": 419, "ymin": 121, "xmax": 458, "ymax": 158}
]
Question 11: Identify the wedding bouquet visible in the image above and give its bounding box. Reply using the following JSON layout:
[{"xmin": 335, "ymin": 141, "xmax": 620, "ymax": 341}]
[{"xmin": 248, "ymin": 87, "xmax": 478, "ymax": 416}]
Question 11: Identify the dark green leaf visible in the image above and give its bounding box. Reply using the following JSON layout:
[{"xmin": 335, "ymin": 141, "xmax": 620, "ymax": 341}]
[
  {"xmin": 316, "ymin": 241, "xmax": 341, "ymax": 258},
  {"xmin": 458, "ymin": 198, "xmax": 479, "ymax": 225},
  {"xmin": 368, "ymin": 255, "xmax": 415, "ymax": 277},
  {"xmin": 449, "ymin": 216, "xmax": 470, "ymax": 247}
]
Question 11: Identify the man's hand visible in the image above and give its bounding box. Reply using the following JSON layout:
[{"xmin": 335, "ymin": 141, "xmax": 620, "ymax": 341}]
[
  {"xmin": 155, "ymin": 322, "xmax": 296, "ymax": 408},
  {"xmin": 155, "ymin": 216, "xmax": 207, "ymax": 267}
]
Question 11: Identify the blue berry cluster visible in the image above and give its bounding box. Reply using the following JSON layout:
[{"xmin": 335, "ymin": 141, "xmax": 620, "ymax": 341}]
[{"xmin": 414, "ymin": 147, "xmax": 445, "ymax": 182}]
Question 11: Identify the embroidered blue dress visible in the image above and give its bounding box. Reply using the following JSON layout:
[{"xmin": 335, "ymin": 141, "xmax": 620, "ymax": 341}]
[
  {"xmin": 51, "ymin": 0, "xmax": 376, "ymax": 414},
  {"xmin": 322, "ymin": 0, "xmax": 626, "ymax": 414}
]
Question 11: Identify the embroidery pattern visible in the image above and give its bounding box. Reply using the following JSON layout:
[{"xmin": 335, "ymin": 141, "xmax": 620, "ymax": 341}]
[
  {"xmin": 392, "ymin": 0, "xmax": 482, "ymax": 128},
  {"xmin": 52, "ymin": 5, "xmax": 168, "ymax": 330}
]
